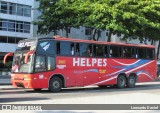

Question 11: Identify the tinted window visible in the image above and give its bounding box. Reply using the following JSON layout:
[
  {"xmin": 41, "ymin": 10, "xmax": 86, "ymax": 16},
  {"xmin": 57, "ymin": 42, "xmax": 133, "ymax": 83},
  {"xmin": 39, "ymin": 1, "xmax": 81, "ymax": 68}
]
[
  {"xmin": 61, "ymin": 41, "xmax": 70, "ymax": 56},
  {"xmin": 104, "ymin": 46, "xmax": 108, "ymax": 57},
  {"xmin": 110, "ymin": 46, "xmax": 119, "ymax": 57},
  {"xmin": 35, "ymin": 55, "xmax": 46, "ymax": 72},
  {"xmin": 138, "ymin": 48, "xmax": 146, "ymax": 59},
  {"xmin": 37, "ymin": 40, "xmax": 55, "ymax": 55},
  {"xmin": 75, "ymin": 43, "xmax": 80, "ymax": 56},
  {"xmin": 122, "ymin": 47, "xmax": 133, "ymax": 58},
  {"xmin": 146, "ymin": 49, "xmax": 155, "ymax": 59},
  {"xmin": 93, "ymin": 45, "xmax": 104, "ymax": 57},
  {"xmin": 70, "ymin": 43, "xmax": 74, "ymax": 56},
  {"xmin": 47, "ymin": 56, "xmax": 55, "ymax": 70},
  {"xmin": 80, "ymin": 43, "xmax": 92, "ymax": 57}
]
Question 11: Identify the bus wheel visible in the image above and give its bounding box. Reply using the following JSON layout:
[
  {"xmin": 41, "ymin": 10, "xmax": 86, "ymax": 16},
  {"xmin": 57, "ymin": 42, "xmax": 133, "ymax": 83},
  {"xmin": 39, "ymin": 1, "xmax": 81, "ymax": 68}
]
[
  {"xmin": 34, "ymin": 89, "xmax": 42, "ymax": 91},
  {"xmin": 49, "ymin": 77, "xmax": 62, "ymax": 92},
  {"xmin": 127, "ymin": 76, "xmax": 136, "ymax": 88},
  {"xmin": 117, "ymin": 76, "xmax": 126, "ymax": 88}
]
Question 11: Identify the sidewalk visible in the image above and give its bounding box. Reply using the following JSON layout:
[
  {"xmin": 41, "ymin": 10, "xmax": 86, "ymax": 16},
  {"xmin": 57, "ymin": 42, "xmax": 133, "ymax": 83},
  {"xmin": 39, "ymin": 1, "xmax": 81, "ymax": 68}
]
[{"xmin": 0, "ymin": 75, "xmax": 11, "ymax": 85}]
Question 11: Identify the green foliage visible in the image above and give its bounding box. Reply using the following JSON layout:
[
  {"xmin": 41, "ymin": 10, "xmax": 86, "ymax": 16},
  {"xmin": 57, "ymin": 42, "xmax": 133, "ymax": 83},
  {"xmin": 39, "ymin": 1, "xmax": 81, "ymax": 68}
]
[{"xmin": 35, "ymin": 0, "xmax": 160, "ymax": 42}]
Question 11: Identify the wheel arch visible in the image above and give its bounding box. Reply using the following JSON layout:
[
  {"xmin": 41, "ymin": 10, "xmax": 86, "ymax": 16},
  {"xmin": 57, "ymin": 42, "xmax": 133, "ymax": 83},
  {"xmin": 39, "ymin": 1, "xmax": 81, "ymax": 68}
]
[
  {"xmin": 128, "ymin": 73, "xmax": 138, "ymax": 82},
  {"xmin": 48, "ymin": 74, "xmax": 65, "ymax": 88}
]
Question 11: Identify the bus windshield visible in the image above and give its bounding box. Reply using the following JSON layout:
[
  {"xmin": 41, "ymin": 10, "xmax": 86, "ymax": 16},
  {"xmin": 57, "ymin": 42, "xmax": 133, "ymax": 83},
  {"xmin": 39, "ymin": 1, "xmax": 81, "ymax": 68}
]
[{"xmin": 12, "ymin": 51, "xmax": 34, "ymax": 73}]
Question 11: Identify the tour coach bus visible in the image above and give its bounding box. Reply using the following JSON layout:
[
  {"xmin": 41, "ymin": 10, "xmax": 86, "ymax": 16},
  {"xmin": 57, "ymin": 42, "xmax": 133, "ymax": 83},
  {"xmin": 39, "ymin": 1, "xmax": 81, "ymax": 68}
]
[{"xmin": 4, "ymin": 36, "xmax": 157, "ymax": 92}]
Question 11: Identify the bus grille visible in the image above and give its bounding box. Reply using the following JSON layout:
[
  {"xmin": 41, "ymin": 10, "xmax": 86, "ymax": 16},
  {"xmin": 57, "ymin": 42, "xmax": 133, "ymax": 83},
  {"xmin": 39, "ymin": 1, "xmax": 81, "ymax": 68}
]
[{"xmin": 15, "ymin": 82, "xmax": 24, "ymax": 87}]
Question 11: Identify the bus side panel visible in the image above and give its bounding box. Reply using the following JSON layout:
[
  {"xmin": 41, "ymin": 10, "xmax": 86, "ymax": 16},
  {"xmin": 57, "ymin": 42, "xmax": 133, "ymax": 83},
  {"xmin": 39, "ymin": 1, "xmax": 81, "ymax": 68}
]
[{"xmin": 136, "ymin": 60, "xmax": 157, "ymax": 82}]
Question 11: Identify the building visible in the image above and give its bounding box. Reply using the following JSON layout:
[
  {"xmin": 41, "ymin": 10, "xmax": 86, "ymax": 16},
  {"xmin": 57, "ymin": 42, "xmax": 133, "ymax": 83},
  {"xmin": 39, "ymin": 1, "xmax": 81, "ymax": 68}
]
[{"xmin": 0, "ymin": 0, "xmax": 34, "ymax": 61}]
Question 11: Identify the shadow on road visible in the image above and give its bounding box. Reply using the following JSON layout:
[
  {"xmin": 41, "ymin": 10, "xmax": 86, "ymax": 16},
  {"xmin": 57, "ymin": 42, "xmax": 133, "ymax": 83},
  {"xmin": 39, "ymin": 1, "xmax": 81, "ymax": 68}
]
[
  {"xmin": 0, "ymin": 97, "xmax": 49, "ymax": 103},
  {"xmin": 1, "ymin": 81, "xmax": 160, "ymax": 94},
  {"xmin": 20, "ymin": 82, "xmax": 160, "ymax": 94}
]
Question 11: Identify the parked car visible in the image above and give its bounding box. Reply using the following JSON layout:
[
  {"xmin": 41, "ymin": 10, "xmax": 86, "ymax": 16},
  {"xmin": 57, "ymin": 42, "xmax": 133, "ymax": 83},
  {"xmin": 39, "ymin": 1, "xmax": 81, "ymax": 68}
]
[{"xmin": 157, "ymin": 60, "xmax": 160, "ymax": 77}]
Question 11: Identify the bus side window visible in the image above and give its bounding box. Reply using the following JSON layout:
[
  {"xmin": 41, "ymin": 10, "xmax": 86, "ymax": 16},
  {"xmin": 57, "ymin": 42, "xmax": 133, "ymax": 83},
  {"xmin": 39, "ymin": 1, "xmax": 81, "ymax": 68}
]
[
  {"xmin": 88, "ymin": 44, "xmax": 92, "ymax": 56},
  {"xmin": 70, "ymin": 43, "xmax": 74, "ymax": 55},
  {"xmin": 138, "ymin": 48, "xmax": 146, "ymax": 59},
  {"xmin": 75, "ymin": 43, "xmax": 80, "ymax": 56},
  {"xmin": 93, "ymin": 45, "xmax": 96, "ymax": 57},
  {"xmin": 104, "ymin": 46, "xmax": 108, "ymax": 57},
  {"xmin": 96, "ymin": 45, "xmax": 104, "ymax": 57},
  {"xmin": 109, "ymin": 47, "xmax": 112, "ymax": 57},
  {"xmin": 146, "ymin": 49, "xmax": 155, "ymax": 59},
  {"xmin": 47, "ymin": 56, "xmax": 55, "ymax": 70},
  {"xmin": 56, "ymin": 42, "xmax": 60, "ymax": 55},
  {"xmin": 35, "ymin": 55, "xmax": 46, "ymax": 72}
]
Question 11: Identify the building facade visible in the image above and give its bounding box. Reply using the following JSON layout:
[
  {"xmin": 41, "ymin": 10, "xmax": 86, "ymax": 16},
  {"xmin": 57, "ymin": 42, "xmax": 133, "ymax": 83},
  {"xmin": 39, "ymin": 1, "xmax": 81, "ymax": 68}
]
[{"xmin": 0, "ymin": 0, "xmax": 34, "ymax": 60}]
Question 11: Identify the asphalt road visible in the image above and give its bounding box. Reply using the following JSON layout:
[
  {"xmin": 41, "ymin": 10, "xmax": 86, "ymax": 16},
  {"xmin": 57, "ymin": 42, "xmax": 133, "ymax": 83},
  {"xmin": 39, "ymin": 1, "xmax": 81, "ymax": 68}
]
[{"xmin": 1, "ymin": 81, "xmax": 160, "ymax": 113}]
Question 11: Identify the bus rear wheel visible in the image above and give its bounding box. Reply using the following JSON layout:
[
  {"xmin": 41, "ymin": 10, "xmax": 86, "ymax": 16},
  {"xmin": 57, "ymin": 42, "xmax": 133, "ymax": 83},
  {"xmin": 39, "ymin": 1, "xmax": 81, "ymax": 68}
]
[
  {"xmin": 49, "ymin": 77, "xmax": 62, "ymax": 92},
  {"xmin": 117, "ymin": 76, "xmax": 126, "ymax": 88},
  {"xmin": 127, "ymin": 76, "xmax": 136, "ymax": 88}
]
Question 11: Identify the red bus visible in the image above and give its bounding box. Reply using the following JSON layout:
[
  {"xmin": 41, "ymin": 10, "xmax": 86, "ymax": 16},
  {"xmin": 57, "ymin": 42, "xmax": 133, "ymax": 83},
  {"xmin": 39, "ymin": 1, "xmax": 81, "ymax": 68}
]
[{"xmin": 4, "ymin": 36, "xmax": 157, "ymax": 92}]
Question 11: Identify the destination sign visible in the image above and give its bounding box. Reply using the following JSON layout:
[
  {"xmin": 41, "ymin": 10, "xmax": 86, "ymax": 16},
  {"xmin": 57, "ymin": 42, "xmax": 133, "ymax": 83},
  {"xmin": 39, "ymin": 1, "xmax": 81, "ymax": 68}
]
[{"xmin": 17, "ymin": 40, "xmax": 36, "ymax": 51}]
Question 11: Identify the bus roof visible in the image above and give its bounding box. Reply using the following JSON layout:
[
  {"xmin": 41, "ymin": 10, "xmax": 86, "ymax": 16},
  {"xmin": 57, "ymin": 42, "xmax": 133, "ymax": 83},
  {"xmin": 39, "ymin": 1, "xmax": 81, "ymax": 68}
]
[{"xmin": 37, "ymin": 35, "xmax": 155, "ymax": 49}]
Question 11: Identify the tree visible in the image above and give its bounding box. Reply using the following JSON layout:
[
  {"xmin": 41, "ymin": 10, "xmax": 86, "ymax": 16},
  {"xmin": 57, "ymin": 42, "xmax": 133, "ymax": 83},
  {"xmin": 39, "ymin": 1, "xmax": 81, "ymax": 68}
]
[
  {"xmin": 35, "ymin": 0, "xmax": 78, "ymax": 37},
  {"xmin": 35, "ymin": 0, "xmax": 160, "ymax": 44}
]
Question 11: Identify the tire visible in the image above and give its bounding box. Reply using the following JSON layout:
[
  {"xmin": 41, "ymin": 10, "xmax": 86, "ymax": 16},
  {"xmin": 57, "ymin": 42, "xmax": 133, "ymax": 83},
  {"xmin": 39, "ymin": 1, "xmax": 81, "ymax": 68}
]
[
  {"xmin": 117, "ymin": 76, "xmax": 126, "ymax": 88},
  {"xmin": 127, "ymin": 76, "xmax": 136, "ymax": 88},
  {"xmin": 49, "ymin": 77, "xmax": 62, "ymax": 92}
]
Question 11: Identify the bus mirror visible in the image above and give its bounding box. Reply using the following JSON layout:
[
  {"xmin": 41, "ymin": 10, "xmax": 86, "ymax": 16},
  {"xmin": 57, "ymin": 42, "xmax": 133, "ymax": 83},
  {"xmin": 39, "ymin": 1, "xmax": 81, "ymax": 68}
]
[
  {"xmin": 3, "ymin": 52, "xmax": 14, "ymax": 64},
  {"xmin": 24, "ymin": 51, "xmax": 34, "ymax": 63}
]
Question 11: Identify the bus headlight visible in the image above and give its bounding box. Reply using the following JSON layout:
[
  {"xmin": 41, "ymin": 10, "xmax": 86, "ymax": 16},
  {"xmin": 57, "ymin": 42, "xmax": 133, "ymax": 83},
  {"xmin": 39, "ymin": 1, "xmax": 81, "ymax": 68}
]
[{"xmin": 24, "ymin": 78, "xmax": 32, "ymax": 81}]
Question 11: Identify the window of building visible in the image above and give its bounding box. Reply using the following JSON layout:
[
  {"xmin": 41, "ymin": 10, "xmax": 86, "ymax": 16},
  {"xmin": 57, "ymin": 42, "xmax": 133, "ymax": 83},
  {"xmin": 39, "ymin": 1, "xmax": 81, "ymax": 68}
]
[
  {"xmin": 0, "ymin": 19, "xmax": 8, "ymax": 31},
  {"xmin": 8, "ymin": 20, "xmax": 15, "ymax": 32},
  {"xmin": 85, "ymin": 28, "xmax": 91, "ymax": 35},
  {"xmin": 0, "ymin": 36, "xmax": 7, "ymax": 43},
  {"xmin": 8, "ymin": 37, "xmax": 15, "ymax": 43},
  {"xmin": 9, "ymin": 3, "xmax": 16, "ymax": 15},
  {"xmin": 16, "ymin": 21, "xmax": 23, "ymax": 32},
  {"xmin": 0, "ymin": 19, "xmax": 30, "ymax": 33},
  {"xmin": 1, "ymin": 2, "xmax": 8, "ymax": 14},
  {"xmin": 97, "ymin": 30, "xmax": 101, "ymax": 37},
  {"xmin": 0, "ymin": 2, "xmax": 31, "ymax": 17},
  {"xmin": 23, "ymin": 22, "xmax": 30, "ymax": 33},
  {"xmin": 16, "ymin": 38, "xmax": 24, "ymax": 43},
  {"xmin": 17, "ymin": 4, "xmax": 23, "ymax": 16},
  {"xmin": 23, "ymin": 5, "xmax": 31, "ymax": 17}
]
